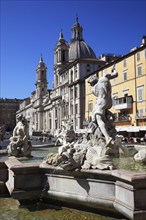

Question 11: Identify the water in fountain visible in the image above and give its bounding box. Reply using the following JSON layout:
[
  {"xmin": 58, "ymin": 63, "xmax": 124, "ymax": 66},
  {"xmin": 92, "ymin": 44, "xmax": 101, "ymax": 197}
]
[{"xmin": 0, "ymin": 197, "xmax": 127, "ymax": 220}]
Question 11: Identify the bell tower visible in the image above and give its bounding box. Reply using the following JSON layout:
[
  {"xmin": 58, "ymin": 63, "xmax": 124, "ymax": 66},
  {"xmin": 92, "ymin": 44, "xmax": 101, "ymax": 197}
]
[
  {"xmin": 54, "ymin": 30, "xmax": 69, "ymax": 68},
  {"xmin": 36, "ymin": 54, "xmax": 48, "ymax": 98},
  {"xmin": 34, "ymin": 55, "xmax": 48, "ymax": 132}
]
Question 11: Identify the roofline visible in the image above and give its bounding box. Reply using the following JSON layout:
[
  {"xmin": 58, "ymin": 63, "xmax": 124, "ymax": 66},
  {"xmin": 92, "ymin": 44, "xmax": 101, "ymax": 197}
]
[{"xmin": 85, "ymin": 44, "xmax": 146, "ymax": 79}]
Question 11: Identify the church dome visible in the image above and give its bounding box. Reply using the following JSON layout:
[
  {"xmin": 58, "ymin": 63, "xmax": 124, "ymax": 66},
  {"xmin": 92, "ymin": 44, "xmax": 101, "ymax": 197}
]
[
  {"xmin": 69, "ymin": 17, "xmax": 96, "ymax": 62},
  {"xmin": 69, "ymin": 40, "xmax": 96, "ymax": 61}
]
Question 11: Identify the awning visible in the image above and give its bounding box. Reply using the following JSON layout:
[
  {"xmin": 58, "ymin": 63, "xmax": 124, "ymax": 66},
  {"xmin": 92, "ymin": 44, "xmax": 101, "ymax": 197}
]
[
  {"xmin": 140, "ymin": 126, "xmax": 146, "ymax": 131},
  {"xmin": 116, "ymin": 126, "xmax": 145, "ymax": 132},
  {"xmin": 126, "ymin": 126, "xmax": 140, "ymax": 132},
  {"xmin": 116, "ymin": 126, "xmax": 127, "ymax": 132}
]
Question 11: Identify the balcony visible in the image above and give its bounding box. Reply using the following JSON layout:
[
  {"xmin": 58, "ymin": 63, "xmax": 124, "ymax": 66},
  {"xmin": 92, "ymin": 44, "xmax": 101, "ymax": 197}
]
[
  {"xmin": 136, "ymin": 114, "xmax": 146, "ymax": 120},
  {"xmin": 115, "ymin": 115, "xmax": 131, "ymax": 122},
  {"xmin": 114, "ymin": 96, "xmax": 133, "ymax": 110}
]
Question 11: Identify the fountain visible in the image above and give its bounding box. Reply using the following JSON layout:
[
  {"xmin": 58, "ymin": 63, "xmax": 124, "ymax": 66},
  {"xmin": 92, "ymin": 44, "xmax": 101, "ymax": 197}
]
[{"xmin": 0, "ymin": 66, "xmax": 146, "ymax": 220}]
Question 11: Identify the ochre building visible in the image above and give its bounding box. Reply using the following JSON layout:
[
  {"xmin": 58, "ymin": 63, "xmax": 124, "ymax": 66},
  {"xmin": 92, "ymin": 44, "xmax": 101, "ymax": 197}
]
[{"xmin": 85, "ymin": 36, "xmax": 146, "ymax": 136}]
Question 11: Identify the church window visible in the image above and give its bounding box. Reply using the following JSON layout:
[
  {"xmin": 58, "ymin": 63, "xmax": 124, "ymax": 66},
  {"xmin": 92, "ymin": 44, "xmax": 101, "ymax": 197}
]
[
  {"xmin": 56, "ymin": 52, "xmax": 58, "ymax": 62},
  {"xmin": 56, "ymin": 75, "xmax": 58, "ymax": 86},
  {"xmin": 65, "ymin": 72, "xmax": 68, "ymax": 81},
  {"xmin": 55, "ymin": 107, "xmax": 58, "ymax": 118},
  {"xmin": 41, "ymin": 71, "xmax": 44, "ymax": 77},
  {"xmin": 62, "ymin": 50, "xmax": 66, "ymax": 62},
  {"xmin": 71, "ymin": 70, "xmax": 73, "ymax": 83},
  {"xmin": 75, "ymin": 86, "xmax": 78, "ymax": 98},
  {"xmin": 55, "ymin": 120, "xmax": 57, "ymax": 129},
  {"xmin": 86, "ymin": 64, "xmax": 90, "ymax": 72},
  {"xmin": 75, "ymin": 104, "xmax": 78, "ymax": 114},
  {"xmin": 75, "ymin": 69, "xmax": 78, "ymax": 79},
  {"xmin": 65, "ymin": 104, "xmax": 69, "ymax": 115},
  {"xmin": 70, "ymin": 88, "xmax": 73, "ymax": 99},
  {"xmin": 70, "ymin": 104, "xmax": 73, "ymax": 115}
]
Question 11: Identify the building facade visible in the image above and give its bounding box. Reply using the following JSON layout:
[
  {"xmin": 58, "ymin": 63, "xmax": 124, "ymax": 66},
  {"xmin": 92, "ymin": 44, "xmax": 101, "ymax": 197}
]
[
  {"xmin": 17, "ymin": 17, "xmax": 106, "ymax": 135},
  {"xmin": 85, "ymin": 36, "xmax": 146, "ymax": 135},
  {"xmin": 17, "ymin": 18, "xmax": 146, "ymax": 137},
  {"xmin": 0, "ymin": 98, "xmax": 22, "ymax": 132}
]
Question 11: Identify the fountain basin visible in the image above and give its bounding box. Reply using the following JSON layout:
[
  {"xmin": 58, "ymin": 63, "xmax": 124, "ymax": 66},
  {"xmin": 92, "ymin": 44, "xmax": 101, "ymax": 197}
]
[{"xmin": 0, "ymin": 157, "xmax": 146, "ymax": 220}]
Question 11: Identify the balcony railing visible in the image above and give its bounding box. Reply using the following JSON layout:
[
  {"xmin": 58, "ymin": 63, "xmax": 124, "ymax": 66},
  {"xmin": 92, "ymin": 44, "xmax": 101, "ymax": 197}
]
[
  {"xmin": 115, "ymin": 115, "xmax": 131, "ymax": 122},
  {"xmin": 136, "ymin": 114, "xmax": 146, "ymax": 119},
  {"xmin": 113, "ymin": 96, "xmax": 133, "ymax": 110}
]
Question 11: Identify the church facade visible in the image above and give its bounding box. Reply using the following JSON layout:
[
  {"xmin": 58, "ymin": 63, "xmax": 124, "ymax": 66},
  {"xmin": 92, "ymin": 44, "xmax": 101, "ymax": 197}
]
[{"xmin": 17, "ymin": 17, "xmax": 117, "ymax": 135}]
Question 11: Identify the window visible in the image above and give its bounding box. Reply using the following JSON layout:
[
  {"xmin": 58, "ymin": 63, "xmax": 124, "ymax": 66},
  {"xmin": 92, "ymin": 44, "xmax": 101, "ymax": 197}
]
[
  {"xmin": 75, "ymin": 70, "xmax": 78, "ymax": 79},
  {"xmin": 70, "ymin": 104, "xmax": 73, "ymax": 115},
  {"xmin": 137, "ymin": 51, "xmax": 140, "ymax": 61},
  {"xmin": 70, "ymin": 70, "xmax": 73, "ymax": 83},
  {"xmin": 123, "ymin": 71, "xmax": 127, "ymax": 81},
  {"xmin": 56, "ymin": 75, "xmax": 58, "ymax": 86},
  {"xmin": 75, "ymin": 86, "xmax": 78, "ymax": 98},
  {"xmin": 123, "ymin": 59, "xmax": 126, "ymax": 68},
  {"xmin": 70, "ymin": 88, "xmax": 73, "ymax": 99},
  {"xmin": 112, "ymin": 77, "xmax": 117, "ymax": 85},
  {"xmin": 55, "ymin": 107, "xmax": 58, "ymax": 118},
  {"xmin": 123, "ymin": 89, "xmax": 129, "ymax": 97},
  {"xmin": 56, "ymin": 52, "xmax": 58, "ymax": 63},
  {"xmin": 75, "ymin": 104, "xmax": 78, "ymax": 114},
  {"xmin": 55, "ymin": 120, "xmax": 57, "ymax": 129},
  {"xmin": 62, "ymin": 50, "xmax": 66, "ymax": 62},
  {"xmin": 138, "ymin": 109, "xmax": 144, "ymax": 117},
  {"xmin": 86, "ymin": 64, "xmax": 90, "ymax": 72},
  {"xmin": 137, "ymin": 64, "xmax": 142, "ymax": 77},
  {"xmin": 137, "ymin": 86, "xmax": 144, "ymax": 101},
  {"xmin": 88, "ymin": 101, "xmax": 93, "ymax": 112}
]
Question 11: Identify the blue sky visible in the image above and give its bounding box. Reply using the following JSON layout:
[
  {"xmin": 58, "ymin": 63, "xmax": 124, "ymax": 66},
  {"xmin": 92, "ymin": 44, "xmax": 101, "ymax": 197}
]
[{"xmin": 1, "ymin": 0, "xmax": 146, "ymax": 99}]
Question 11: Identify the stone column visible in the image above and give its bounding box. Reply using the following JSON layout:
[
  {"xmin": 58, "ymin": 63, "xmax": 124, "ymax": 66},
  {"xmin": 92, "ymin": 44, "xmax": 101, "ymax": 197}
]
[{"xmin": 37, "ymin": 111, "xmax": 43, "ymax": 131}]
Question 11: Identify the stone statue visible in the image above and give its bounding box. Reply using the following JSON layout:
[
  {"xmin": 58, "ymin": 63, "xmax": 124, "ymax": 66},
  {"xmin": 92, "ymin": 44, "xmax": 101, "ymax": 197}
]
[
  {"xmin": 7, "ymin": 115, "xmax": 32, "ymax": 157},
  {"xmin": 43, "ymin": 65, "xmax": 123, "ymax": 170},
  {"xmin": 134, "ymin": 149, "xmax": 146, "ymax": 164},
  {"xmin": 88, "ymin": 64, "xmax": 118, "ymax": 146}
]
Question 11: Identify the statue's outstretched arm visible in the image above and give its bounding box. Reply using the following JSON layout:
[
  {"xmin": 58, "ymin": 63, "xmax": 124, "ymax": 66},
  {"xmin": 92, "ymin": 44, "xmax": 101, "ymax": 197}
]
[{"xmin": 105, "ymin": 64, "xmax": 118, "ymax": 80}]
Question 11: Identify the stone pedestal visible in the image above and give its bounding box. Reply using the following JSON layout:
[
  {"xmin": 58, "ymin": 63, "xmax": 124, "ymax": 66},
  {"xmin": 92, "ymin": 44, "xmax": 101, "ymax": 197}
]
[
  {"xmin": 1, "ymin": 158, "xmax": 146, "ymax": 220},
  {"xmin": 5, "ymin": 157, "xmax": 42, "ymax": 202}
]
